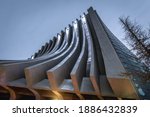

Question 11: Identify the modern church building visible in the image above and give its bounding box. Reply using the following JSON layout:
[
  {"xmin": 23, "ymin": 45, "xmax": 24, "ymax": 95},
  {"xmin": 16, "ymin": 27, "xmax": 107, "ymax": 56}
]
[{"xmin": 0, "ymin": 7, "xmax": 146, "ymax": 100}]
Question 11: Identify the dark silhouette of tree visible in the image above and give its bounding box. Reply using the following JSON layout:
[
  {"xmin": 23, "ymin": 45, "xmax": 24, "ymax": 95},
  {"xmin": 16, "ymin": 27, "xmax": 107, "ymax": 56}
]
[{"xmin": 119, "ymin": 16, "xmax": 150, "ymax": 80}]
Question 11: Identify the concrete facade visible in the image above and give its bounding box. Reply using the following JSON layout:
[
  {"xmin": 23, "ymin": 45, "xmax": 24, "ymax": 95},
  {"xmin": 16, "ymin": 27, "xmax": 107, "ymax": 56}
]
[{"xmin": 0, "ymin": 7, "xmax": 142, "ymax": 100}]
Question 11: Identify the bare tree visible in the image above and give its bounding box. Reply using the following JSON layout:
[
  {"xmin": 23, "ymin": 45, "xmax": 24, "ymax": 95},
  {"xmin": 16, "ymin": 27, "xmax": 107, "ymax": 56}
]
[{"xmin": 119, "ymin": 16, "xmax": 150, "ymax": 80}]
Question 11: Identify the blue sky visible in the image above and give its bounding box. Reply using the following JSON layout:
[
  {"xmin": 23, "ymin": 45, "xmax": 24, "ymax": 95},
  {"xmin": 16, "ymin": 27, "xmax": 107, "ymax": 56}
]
[{"xmin": 0, "ymin": 0, "xmax": 150, "ymax": 60}]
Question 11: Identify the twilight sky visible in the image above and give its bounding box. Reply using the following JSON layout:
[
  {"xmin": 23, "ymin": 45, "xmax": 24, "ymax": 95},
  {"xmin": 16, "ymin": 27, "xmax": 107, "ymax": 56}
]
[{"xmin": 0, "ymin": 0, "xmax": 150, "ymax": 60}]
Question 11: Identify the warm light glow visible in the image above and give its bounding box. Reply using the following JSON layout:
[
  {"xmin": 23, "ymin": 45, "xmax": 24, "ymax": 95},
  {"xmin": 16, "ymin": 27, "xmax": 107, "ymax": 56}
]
[{"xmin": 52, "ymin": 91, "xmax": 63, "ymax": 100}]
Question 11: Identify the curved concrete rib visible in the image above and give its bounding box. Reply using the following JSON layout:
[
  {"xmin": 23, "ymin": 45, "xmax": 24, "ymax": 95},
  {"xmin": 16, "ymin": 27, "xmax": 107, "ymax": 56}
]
[
  {"xmin": 70, "ymin": 19, "xmax": 88, "ymax": 93},
  {"xmin": 33, "ymin": 53, "xmax": 38, "ymax": 58},
  {"xmin": 81, "ymin": 14, "xmax": 103, "ymax": 99},
  {"xmin": 56, "ymin": 31, "xmax": 65, "ymax": 50},
  {"xmin": 46, "ymin": 37, "xmax": 57, "ymax": 54},
  {"xmin": 87, "ymin": 7, "xmax": 138, "ymax": 99},
  {"xmin": 39, "ymin": 46, "xmax": 45, "ymax": 55},
  {"xmin": 48, "ymin": 35, "xmax": 62, "ymax": 54},
  {"xmin": 47, "ymin": 20, "xmax": 80, "ymax": 91},
  {"xmin": 86, "ymin": 12, "xmax": 115, "ymax": 98},
  {"xmin": 43, "ymin": 40, "xmax": 53, "ymax": 55},
  {"xmin": 39, "ymin": 43, "xmax": 49, "ymax": 56},
  {"xmin": 0, "ymin": 60, "xmax": 45, "ymax": 84},
  {"xmin": 36, "ymin": 46, "xmax": 44, "ymax": 57}
]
